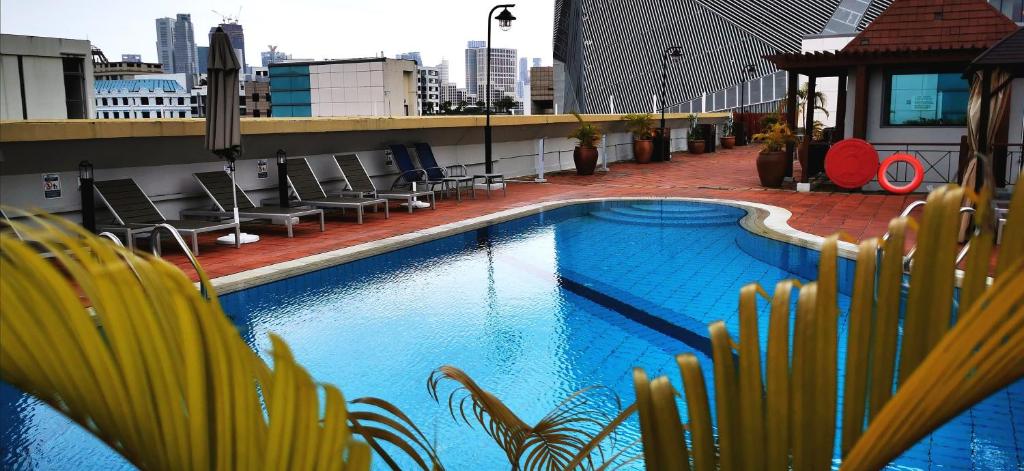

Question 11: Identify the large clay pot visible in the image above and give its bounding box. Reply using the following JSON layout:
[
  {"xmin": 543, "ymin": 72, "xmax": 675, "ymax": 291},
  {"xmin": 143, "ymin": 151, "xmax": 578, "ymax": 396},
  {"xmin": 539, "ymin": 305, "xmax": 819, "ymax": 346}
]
[
  {"xmin": 757, "ymin": 150, "xmax": 789, "ymax": 187},
  {"xmin": 633, "ymin": 139, "xmax": 653, "ymax": 164},
  {"xmin": 574, "ymin": 145, "xmax": 599, "ymax": 175},
  {"xmin": 720, "ymin": 136, "xmax": 736, "ymax": 149},
  {"xmin": 688, "ymin": 140, "xmax": 705, "ymax": 155}
]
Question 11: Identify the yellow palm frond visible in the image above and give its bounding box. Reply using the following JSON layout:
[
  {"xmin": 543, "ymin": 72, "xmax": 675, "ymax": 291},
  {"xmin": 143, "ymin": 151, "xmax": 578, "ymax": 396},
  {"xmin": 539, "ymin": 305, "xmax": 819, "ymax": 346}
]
[{"xmin": 0, "ymin": 214, "xmax": 437, "ymax": 470}]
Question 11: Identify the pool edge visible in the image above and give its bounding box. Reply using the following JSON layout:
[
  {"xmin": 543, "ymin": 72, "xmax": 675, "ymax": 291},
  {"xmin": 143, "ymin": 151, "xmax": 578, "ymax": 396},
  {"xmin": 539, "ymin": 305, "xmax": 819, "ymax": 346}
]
[{"xmin": 207, "ymin": 197, "xmax": 860, "ymax": 295}]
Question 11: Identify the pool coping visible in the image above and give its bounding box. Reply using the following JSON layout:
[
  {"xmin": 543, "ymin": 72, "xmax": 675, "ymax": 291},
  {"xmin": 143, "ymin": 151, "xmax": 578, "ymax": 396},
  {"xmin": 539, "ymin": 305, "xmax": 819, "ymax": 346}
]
[{"xmin": 208, "ymin": 197, "xmax": 860, "ymax": 295}]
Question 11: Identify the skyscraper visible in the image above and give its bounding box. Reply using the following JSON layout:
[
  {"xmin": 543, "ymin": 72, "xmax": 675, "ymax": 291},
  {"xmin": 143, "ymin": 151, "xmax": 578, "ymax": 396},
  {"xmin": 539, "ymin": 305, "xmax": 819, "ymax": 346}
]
[
  {"xmin": 210, "ymin": 23, "xmax": 246, "ymax": 72},
  {"xmin": 172, "ymin": 14, "xmax": 197, "ymax": 78},
  {"xmin": 154, "ymin": 18, "xmax": 175, "ymax": 73},
  {"xmin": 196, "ymin": 46, "xmax": 209, "ymax": 74},
  {"xmin": 532, "ymin": 57, "xmax": 542, "ymax": 67},
  {"xmin": 517, "ymin": 57, "xmax": 529, "ymax": 99},
  {"xmin": 464, "ymin": 41, "xmax": 486, "ymax": 96},
  {"xmin": 465, "ymin": 43, "xmax": 517, "ymax": 105},
  {"xmin": 395, "ymin": 51, "xmax": 422, "ymax": 66},
  {"xmin": 436, "ymin": 59, "xmax": 450, "ymax": 84}
]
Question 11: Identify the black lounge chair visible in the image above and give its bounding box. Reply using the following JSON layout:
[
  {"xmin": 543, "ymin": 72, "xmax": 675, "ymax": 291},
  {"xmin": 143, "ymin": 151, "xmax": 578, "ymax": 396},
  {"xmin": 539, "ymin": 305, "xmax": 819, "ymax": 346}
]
[
  {"xmin": 285, "ymin": 158, "xmax": 389, "ymax": 224},
  {"xmin": 414, "ymin": 143, "xmax": 475, "ymax": 201},
  {"xmin": 94, "ymin": 178, "xmax": 240, "ymax": 254},
  {"xmin": 388, "ymin": 144, "xmax": 447, "ymax": 194},
  {"xmin": 333, "ymin": 153, "xmax": 435, "ymax": 213},
  {"xmin": 185, "ymin": 171, "xmax": 325, "ymax": 238}
]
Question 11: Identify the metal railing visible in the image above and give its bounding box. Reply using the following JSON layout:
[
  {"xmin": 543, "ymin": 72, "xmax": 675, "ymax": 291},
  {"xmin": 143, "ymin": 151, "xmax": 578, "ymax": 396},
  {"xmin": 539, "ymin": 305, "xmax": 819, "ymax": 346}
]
[
  {"xmin": 97, "ymin": 231, "xmax": 124, "ymax": 247},
  {"xmin": 149, "ymin": 223, "xmax": 209, "ymax": 299},
  {"xmin": 881, "ymin": 200, "xmax": 979, "ymax": 273},
  {"xmin": 871, "ymin": 142, "xmax": 961, "ymax": 186}
]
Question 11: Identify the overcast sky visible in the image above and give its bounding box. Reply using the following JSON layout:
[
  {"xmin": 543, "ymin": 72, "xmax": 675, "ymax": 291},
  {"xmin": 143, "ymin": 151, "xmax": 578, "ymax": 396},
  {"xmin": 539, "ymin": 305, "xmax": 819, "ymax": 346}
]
[{"xmin": 1, "ymin": 0, "xmax": 554, "ymax": 88}]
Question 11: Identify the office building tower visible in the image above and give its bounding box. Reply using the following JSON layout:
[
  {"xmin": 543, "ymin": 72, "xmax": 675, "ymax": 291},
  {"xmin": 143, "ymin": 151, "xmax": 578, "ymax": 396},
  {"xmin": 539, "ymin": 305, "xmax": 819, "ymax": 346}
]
[
  {"xmin": 155, "ymin": 17, "xmax": 175, "ymax": 73},
  {"xmin": 171, "ymin": 14, "xmax": 197, "ymax": 79},
  {"xmin": 464, "ymin": 40, "xmax": 485, "ymax": 95},
  {"xmin": 269, "ymin": 57, "xmax": 418, "ymax": 117},
  {"xmin": 196, "ymin": 46, "xmax": 209, "ymax": 74},
  {"xmin": 395, "ymin": 51, "xmax": 423, "ymax": 66},
  {"xmin": 466, "ymin": 44, "xmax": 517, "ymax": 105},
  {"xmin": 436, "ymin": 59, "xmax": 450, "ymax": 84}
]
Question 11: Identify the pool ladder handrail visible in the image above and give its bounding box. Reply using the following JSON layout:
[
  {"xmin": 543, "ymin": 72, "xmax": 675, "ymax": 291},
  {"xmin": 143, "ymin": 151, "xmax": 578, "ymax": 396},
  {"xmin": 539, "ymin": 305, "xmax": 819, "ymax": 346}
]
[
  {"xmin": 97, "ymin": 231, "xmax": 124, "ymax": 247},
  {"xmin": 880, "ymin": 200, "xmax": 975, "ymax": 273},
  {"xmin": 149, "ymin": 223, "xmax": 210, "ymax": 299}
]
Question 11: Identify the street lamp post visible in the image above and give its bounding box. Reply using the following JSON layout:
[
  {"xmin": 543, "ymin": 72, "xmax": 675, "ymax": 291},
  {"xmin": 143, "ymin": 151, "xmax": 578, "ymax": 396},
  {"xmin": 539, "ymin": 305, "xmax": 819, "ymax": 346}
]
[
  {"xmin": 484, "ymin": 4, "xmax": 516, "ymax": 175},
  {"xmin": 657, "ymin": 46, "xmax": 684, "ymax": 161},
  {"xmin": 738, "ymin": 63, "xmax": 756, "ymax": 146},
  {"xmin": 78, "ymin": 160, "xmax": 95, "ymax": 233}
]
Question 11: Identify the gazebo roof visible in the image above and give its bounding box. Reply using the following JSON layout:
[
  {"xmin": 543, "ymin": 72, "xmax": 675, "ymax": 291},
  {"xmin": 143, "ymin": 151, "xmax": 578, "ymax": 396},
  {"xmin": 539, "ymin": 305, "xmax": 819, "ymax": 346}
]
[
  {"xmin": 968, "ymin": 27, "xmax": 1024, "ymax": 76},
  {"xmin": 766, "ymin": 0, "xmax": 1018, "ymax": 74}
]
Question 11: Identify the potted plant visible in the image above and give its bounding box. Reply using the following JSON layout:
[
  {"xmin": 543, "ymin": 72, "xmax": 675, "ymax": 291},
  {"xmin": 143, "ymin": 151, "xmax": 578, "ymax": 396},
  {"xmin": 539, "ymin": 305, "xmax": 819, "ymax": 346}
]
[
  {"xmin": 720, "ymin": 115, "xmax": 736, "ymax": 149},
  {"xmin": 569, "ymin": 112, "xmax": 603, "ymax": 175},
  {"xmin": 752, "ymin": 122, "xmax": 796, "ymax": 187},
  {"xmin": 686, "ymin": 113, "xmax": 705, "ymax": 154},
  {"xmin": 622, "ymin": 113, "xmax": 654, "ymax": 163}
]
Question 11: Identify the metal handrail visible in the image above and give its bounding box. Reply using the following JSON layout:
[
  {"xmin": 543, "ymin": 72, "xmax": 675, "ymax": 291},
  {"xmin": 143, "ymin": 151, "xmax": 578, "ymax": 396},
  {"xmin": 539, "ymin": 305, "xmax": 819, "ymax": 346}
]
[
  {"xmin": 879, "ymin": 201, "xmax": 978, "ymax": 273},
  {"xmin": 97, "ymin": 231, "xmax": 124, "ymax": 247},
  {"xmin": 149, "ymin": 223, "xmax": 209, "ymax": 299}
]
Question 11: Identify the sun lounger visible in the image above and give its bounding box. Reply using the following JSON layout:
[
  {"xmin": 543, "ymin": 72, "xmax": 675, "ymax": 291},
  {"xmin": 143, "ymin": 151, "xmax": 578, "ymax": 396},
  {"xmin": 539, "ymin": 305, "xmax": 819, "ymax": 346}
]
[
  {"xmin": 94, "ymin": 178, "xmax": 239, "ymax": 254},
  {"xmin": 285, "ymin": 158, "xmax": 389, "ymax": 224},
  {"xmin": 185, "ymin": 171, "xmax": 325, "ymax": 238},
  {"xmin": 333, "ymin": 153, "xmax": 435, "ymax": 213},
  {"xmin": 414, "ymin": 143, "xmax": 475, "ymax": 200},
  {"xmin": 388, "ymin": 144, "xmax": 448, "ymax": 194}
]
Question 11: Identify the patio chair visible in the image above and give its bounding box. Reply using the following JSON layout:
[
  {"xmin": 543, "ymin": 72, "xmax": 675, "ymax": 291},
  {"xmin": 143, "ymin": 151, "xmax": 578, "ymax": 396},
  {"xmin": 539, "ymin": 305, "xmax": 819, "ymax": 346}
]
[
  {"xmin": 93, "ymin": 179, "xmax": 240, "ymax": 254},
  {"xmin": 332, "ymin": 153, "xmax": 435, "ymax": 213},
  {"xmin": 388, "ymin": 144, "xmax": 447, "ymax": 194},
  {"xmin": 414, "ymin": 143, "xmax": 475, "ymax": 201},
  {"xmin": 185, "ymin": 171, "xmax": 325, "ymax": 238},
  {"xmin": 285, "ymin": 158, "xmax": 389, "ymax": 224}
]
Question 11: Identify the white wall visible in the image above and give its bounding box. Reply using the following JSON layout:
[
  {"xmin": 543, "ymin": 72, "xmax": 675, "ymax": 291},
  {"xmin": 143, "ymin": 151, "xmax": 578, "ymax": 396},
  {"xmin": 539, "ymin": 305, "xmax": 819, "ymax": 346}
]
[{"xmin": 0, "ymin": 34, "xmax": 95, "ymax": 120}]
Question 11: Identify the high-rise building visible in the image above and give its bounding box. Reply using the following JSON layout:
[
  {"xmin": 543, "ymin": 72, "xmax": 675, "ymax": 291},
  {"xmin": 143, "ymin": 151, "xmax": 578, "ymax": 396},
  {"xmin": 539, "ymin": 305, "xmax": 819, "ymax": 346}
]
[
  {"xmin": 529, "ymin": 66, "xmax": 554, "ymax": 115},
  {"xmin": 154, "ymin": 17, "xmax": 175, "ymax": 73},
  {"xmin": 517, "ymin": 56, "xmax": 529, "ymax": 99},
  {"xmin": 417, "ymin": 66, "xmax": 441, "ymax": 114},
  {"xmin": 261, "ymin": 47, "xmax": 291, "ymax": 66},
  {"xmin": 210, "ymin": 23, "xmax": 245, "ymax": 72},
  {"xmin": 464, "ymin": 41, "xmax": 485, "ymax": 95},
  {"xmin": 532, "ymin": 57, "xmax": 542, "ymax": 67},
  {"xmin": 395, "ymin": 51, "xmax": 422, "ymax": 66},
  {"xmin": 465, "ymin": 43, "xmax": 517, "ymax": 105},
  {"xmin": 436, "ymin": 59, "xmax": 450, "ymax": 84},
  {"xmin": 122, "ymin": 54, "xmax": 142, "ymax": 63},
  {"xmin": 196, "ymin": 46, "xmax": 209, "ymax": 74},
  {"xmin": 171, "ymin": 14, "xmax": 197, "ymax": 80},
  {"xmin": 269, "ymin": 58, "xmax": 418, "ymax": 117}
]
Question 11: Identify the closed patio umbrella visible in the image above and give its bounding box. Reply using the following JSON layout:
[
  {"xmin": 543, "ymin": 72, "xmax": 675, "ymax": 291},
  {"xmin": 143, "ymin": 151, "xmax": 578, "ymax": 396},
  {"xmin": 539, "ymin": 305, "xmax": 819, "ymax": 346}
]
[{"xmin": 206, "ymin": 27, "xmax": 257, "ymax": 244}]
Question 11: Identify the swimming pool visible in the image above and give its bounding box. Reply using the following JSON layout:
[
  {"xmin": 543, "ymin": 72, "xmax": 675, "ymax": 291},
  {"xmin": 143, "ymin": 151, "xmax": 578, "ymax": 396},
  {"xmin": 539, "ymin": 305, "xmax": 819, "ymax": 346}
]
[{"xmin": 1, "ymin": 200, "xmax": 1020, "ymax": 469}]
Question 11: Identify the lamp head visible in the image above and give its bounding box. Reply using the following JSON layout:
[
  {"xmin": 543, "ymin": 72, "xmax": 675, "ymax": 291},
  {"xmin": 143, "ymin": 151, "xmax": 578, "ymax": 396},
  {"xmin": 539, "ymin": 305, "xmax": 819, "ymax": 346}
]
[
  {"xmin": 496, "ymin": 7, "xmax": 516, "ymax": 31},
  {"xmin": 276, "ymin": 149, "xmax": 287, "ymax": 164},
  {"xmin": 78, "ymin": 160, "xmax": 93, "ymax": 180}
]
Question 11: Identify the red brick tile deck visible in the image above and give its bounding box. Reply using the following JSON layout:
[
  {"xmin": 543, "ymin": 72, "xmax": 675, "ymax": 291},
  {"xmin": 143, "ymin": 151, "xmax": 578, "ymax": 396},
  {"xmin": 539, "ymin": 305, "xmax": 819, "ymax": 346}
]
[{"xmin": 163, "ymin": 146, "xmax": 924, "ymax": 281}]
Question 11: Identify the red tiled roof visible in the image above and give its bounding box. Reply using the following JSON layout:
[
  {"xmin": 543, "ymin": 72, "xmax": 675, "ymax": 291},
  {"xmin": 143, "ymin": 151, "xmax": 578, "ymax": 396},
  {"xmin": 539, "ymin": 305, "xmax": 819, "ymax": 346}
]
[{"xmin": 842, "ymin": 0, "xmax": 1018, "ymax": 54}]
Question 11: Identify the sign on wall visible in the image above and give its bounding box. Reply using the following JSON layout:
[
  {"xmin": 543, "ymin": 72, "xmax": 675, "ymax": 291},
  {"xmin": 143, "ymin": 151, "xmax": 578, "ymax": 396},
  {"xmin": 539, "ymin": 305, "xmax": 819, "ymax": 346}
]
[
  {"xmin": 42, "ymin": 173, "xmax": 62, "ymax": 199},
  {"xmin": 257, "ymin": 159, "xmax": 269, "ymax": 179}
]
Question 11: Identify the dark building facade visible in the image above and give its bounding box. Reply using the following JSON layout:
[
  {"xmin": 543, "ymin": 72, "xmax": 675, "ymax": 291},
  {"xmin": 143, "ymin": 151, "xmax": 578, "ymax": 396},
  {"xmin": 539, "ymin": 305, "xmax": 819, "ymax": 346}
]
[{"xmin": 552, "ymin": 0, "xmax": 897, "ymax": 114}]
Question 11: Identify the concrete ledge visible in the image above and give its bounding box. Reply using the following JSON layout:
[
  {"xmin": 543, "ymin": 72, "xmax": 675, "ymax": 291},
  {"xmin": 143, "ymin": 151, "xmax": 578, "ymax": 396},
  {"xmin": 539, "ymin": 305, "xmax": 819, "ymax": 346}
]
[{"xmin": 208, "ymin": 196, "xmax": 852, "ymax": 295}]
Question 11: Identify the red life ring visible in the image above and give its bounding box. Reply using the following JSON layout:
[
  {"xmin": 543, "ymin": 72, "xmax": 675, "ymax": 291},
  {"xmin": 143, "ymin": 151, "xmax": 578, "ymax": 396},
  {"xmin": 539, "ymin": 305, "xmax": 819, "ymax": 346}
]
[
  {"xmin": 877, "ymin": 153, "xmax": 924, "ymax": 194},
  {"xmin": 825, "ymin": 139, "xmax": 879, "ymax": 189}
]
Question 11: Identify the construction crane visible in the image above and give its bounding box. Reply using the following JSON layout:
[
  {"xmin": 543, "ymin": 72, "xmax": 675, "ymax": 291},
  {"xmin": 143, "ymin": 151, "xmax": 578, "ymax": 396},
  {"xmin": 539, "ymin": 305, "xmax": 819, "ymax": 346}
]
[{"xmin": 211, "ymin": 7, "xmax": 242, "ymax": 24}]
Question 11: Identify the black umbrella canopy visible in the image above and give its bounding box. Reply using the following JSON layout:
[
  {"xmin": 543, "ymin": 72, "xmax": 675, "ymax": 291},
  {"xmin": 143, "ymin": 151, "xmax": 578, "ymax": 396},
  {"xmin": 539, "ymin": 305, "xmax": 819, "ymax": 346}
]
[{"xmin": 205, "ymin": 27, "xmax": 242, "ymax": 160}]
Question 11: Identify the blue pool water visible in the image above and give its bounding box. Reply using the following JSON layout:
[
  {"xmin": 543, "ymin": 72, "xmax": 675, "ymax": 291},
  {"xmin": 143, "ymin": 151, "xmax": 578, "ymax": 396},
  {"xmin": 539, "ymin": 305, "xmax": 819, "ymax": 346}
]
[{"xmin": 2, "ymin": 200, "xmax": 1021, "ymax": 469}]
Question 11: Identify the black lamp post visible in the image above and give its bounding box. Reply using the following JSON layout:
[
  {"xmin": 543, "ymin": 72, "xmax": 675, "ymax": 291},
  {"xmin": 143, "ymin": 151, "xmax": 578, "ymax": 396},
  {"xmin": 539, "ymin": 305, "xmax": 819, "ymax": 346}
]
[
  {"xmin": 737, "ymin": 63, "xmax": 756, "ymax": 146},
  {"xmin": 484, "ymin": 4, "xmax": 516, "ymax": 175},
  {"xmin": 656, "ymin": 46, "xmax": 684, "ymax": 161},
  {"xmin": 276, "ymin": 149, "xmax": 289, "ymax": 207},
  {"xmin": 78, "ymin": 160, "xmax": 95, "ymax": 233}
]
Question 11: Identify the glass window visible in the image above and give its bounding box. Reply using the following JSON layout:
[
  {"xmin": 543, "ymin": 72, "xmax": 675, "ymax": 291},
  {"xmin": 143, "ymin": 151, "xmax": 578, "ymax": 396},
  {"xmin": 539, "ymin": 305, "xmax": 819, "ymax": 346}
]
[
  {"xmin": 141, "ymin": 97, "xmax": 149, "ymax": 105},
  {"xmin": 141, "ymin": 111, "xmax": 150, "ymax": 118},
  {"xmin": 156, "ymin": 97, "xmax": 163, "ymax": 105},
  {"xmin": 885, "ymin": 72, "xmax": 968, "ymax": 126},
  {"xmin": 62, "ymin": 57, "xmax": 86, "ymax": 119},
  {"xmin": 178, "ymin": 111, "xmax": 185, "ymax": 118}
]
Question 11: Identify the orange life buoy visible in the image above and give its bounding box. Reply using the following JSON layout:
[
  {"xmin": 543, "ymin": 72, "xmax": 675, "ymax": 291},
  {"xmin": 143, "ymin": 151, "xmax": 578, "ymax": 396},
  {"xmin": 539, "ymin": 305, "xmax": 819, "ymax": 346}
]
[{"xmin": 877, "ymin": 153, "xmax": 924, "ymax": 194}]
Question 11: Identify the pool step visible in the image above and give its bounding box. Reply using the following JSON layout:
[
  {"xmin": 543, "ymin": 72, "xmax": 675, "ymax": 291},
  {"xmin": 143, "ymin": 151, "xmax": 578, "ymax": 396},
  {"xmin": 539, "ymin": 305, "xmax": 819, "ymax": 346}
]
[
  {"xmin": 627, "ymin": 203, "xmax": 727, "ymax": 215},
  {"xmin": 607, "ymin": 206, "xmax": 721, "ymax": 220},
  {"xmin": 589, "ymin": 210, "xmax": 739, "ymax": 227}
]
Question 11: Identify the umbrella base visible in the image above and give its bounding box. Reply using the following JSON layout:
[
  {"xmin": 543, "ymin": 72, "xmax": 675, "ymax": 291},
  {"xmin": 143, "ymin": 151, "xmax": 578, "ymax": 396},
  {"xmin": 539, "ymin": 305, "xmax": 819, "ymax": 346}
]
[
  {"xmin": 401, "ymin": 200, "xmax": 432, "ymax": 209},
  {"xmin": 217, "ymin": 233, "xmax": 260, "ymax": 245}
]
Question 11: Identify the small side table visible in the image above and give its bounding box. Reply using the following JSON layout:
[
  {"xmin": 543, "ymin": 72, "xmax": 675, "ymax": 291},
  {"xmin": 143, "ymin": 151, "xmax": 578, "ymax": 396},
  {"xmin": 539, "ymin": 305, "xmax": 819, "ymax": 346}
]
[{"xmin": 472, "ymin": 173, "xmax": 506, "ymax": 198}]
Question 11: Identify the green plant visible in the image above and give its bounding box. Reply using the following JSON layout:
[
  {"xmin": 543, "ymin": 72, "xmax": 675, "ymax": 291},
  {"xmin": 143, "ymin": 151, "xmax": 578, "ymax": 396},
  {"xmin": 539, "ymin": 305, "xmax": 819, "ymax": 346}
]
[
  {"xmin": 759, "ymin": 112, "xmax": 781, "ymax": 132},
  {"xmin": 569, "ymin": 111, "xmax": 603, "ymax": 147},
  {"xmin": 752, "ymin": 122, "xmax": 796, "ymax": 152},
  {"xmin": 722, "ymin": 115, "xmax": 734, "ymax": 137},
  {"xmin": 798, "ymin": 82, "xmax": 830, "ymax": 119},
  {"xmin": 622, "ymin": 113, "xmax": 654, "ymax": 140},
  {"xmin": 0, "ymin": 214, "xmax": 442, "ymax": 470},
  {"xmin": 687, "ymin": 113, "xmax": 703, "ymax": 141}
]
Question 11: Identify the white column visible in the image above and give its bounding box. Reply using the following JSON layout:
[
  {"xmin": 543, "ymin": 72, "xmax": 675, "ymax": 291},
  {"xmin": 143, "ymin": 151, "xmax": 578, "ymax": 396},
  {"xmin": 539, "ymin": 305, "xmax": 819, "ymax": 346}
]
[
  {"xmin": 535, "ymin": 137, "xmax": 547, "ymax": 182},
  {"xmin": 600, "ymin": 134, "xmax": 609, "ymax": 172},
  {"xmin": 609, "ymin": 95, "xmax": 615, "ymax": 114},
  {"xmin": 652, "ymin": 94, "xmax": 658, "ymax": 113}
]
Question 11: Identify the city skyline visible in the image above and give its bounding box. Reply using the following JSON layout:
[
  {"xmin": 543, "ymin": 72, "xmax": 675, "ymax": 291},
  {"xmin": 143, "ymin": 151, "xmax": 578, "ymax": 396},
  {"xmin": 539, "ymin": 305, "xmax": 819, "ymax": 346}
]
[{"xmin": 0, "ymin": 0, "xmax": 554, "ymax": 90}]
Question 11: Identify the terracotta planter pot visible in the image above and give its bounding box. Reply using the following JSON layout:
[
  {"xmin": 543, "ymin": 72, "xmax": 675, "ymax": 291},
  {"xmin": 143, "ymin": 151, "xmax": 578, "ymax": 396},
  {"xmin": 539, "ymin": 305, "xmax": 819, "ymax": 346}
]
[
  {"xmin": 633, "ymin": 139, "xmax": 653, "ymax": 163},
  {"xmin": 757, "ymin": 150, "xmax": 789, "ymax": 187},
  {"xmin": 688, "ymin": 140, "xmax": 705, "ymax": 155},
  {"xmin": 720, "ymin": 136, "xmax": 735, "ymax": 149},
  {"xmin": 573, "ymin": 145, "xmax": 599, "ymax": 175}
]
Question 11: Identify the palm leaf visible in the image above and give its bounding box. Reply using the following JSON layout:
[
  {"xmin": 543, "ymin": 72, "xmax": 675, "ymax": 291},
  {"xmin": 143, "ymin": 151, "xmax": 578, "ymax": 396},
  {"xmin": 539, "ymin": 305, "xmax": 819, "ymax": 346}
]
[{"xmin": 0, "ymin": 213, "xmax": 435, "ymax": 470}]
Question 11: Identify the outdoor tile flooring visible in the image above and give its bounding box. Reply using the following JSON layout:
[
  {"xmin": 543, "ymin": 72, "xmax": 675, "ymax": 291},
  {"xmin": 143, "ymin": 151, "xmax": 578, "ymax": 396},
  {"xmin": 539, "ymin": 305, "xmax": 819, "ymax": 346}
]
[{"xmin": 163, "ymin": 146, "xmax": 925, "ymax": 281}]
